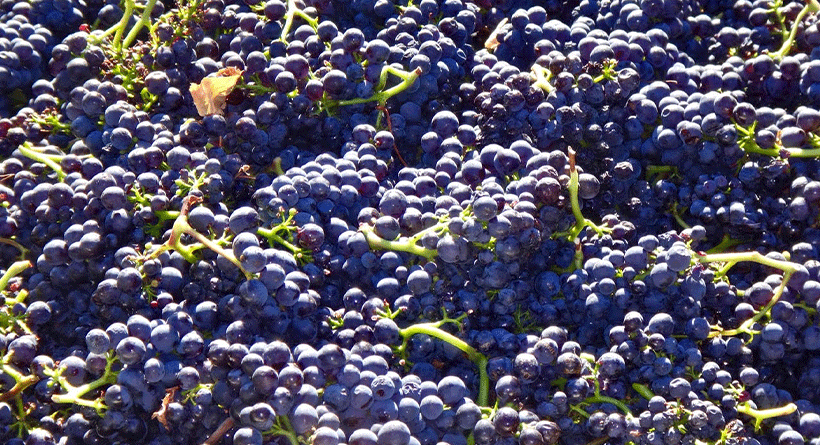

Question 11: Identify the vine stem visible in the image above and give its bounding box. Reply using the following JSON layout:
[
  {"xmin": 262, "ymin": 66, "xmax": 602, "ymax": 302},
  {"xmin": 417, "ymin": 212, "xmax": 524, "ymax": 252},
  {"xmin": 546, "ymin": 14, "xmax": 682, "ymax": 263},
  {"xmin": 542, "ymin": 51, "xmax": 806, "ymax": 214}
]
[
  {"xmin": 175, "ymin": 218, "xmax": 251, "ymax": 279},
  {"xmin": 695, "ymin": 251, "xmax": 800, "ymax": 274},
  {"xmin": 706, "ymin": 234, "xmax": 743, "ymax": 254},
  {"xmin": 552, "ymin": 149, "xmax": 609, "ymax": 269},
  {"xmin": 582, "ymin": 394, "xmax": 633, "ymax": 418},
  {"xmin": 566, "ymin": 148, "xmax": 608, "ymax": 238},
  {"xmin": 257, "ymin": 226, "xmax": 301, "ymax": 257},
  {"xmin": 769, "ymin": 0, "xmax": 789, "ymax": 40}
]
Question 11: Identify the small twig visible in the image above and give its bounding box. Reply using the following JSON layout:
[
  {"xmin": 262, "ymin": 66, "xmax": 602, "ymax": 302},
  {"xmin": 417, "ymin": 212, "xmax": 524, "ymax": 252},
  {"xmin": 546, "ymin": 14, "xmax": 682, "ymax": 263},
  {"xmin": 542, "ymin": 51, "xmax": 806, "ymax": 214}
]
[
  {"xmin": 375, "ymin": 105, "xmax": 407, "ymax": 168},
  {"xmin": 202, "ymin": 417, "xmax": 235, "ymax": 445}
]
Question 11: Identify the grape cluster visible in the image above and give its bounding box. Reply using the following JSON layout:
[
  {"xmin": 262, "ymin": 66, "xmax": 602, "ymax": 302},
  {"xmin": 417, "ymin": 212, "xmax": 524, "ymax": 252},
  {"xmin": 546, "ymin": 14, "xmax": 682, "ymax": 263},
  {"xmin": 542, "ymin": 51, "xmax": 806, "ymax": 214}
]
[{"xmin": 1, "ymin": 0, "xmax": 820, "ymax": 444}]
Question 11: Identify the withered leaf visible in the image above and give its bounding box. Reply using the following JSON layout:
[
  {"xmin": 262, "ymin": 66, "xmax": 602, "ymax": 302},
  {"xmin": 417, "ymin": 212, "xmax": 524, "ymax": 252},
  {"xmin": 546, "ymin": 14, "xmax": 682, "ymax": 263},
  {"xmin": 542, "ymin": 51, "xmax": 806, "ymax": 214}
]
[{"xmin": 190, "ymin": 67, "xmax": 243, "ymax": 117}]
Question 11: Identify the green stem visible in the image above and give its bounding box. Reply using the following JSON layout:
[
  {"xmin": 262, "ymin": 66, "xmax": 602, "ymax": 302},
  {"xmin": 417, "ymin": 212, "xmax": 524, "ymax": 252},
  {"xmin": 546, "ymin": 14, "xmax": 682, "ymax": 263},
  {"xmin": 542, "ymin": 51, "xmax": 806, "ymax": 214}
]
[
  {"xmin": 0, "ymin": 363, "xmax": 39, "ymax": 403},
  {"xmin": 360, "ymin": 224, "xmax": 438, "ymax": 260},
  {"xmin": 570, "ymin": 404, "xmax": 591, "ymax": 418},
  {"xmin": 670, "ymin": 203, "xmax": 690, "ymax": 230},
  {"xmin": 170, "ymin": 217, "xmax": 253, "ymax": 280},
  {"xmin": 146, "ymin": 197, "xmax": 253, "ymax": 279},
  {"xmin": 50, "ymin": 353, "xmax": 118, "ymax": 415},
  {"xmin": 582, "ymin": 394, "xmax": 633, "ymax": 418},
  {"xmin": 631, "ymin": 383, "xmax": 654, "ymax": 400},
  {"xmin": 111, "ymin": 0, "xmax": 136, "ymax": 53},
  {"xmin": 269, "ymin": 157, "xmax": 284, "ymax": 176},
  {"xmin": 769, "ymin": 0, "xmax": 789, "ymax": 40},
  {"xmin": 698, "ymin": 250, "xmax": 800, "ymax": 338},
  {"xmin": 713, "ymin": 271, "xmax": 791, "ymax": 338},
  {"xmin": 17, "ymin": 144, "xmax": 66, "ymax": 181},
  {"xmin": 706, "ymin": 234, "xmax": 743, "ymax": 254},
  {"xmin": 335, "ymin": 66, "xmax": 421, "ymax": 107},
  {"xmin": 696, "ymin": 251, "xmax": 800, "ymax": 274},
  {"xmin": 398, "ymin": 320, "xmax": 489, "ymax": 406},
  {"xmin": 553, "ymin": 149, "xmax": 610, "ymax": 252},
  {"xmin": 736, "ymin": 402, "xmax": 797, "ymax": 432},
  {"xmin": 178, "ymin": 221, "xmax": 250, "ymax": 278},
  {"xmin": 122, "ymin": 0, "xmax": 160, "ymax": 50},
  {"xmin": 0, "ymin": 261, "xmax": 31, "ymax": 294},
  {"xmin": 696, "ymin": 252, "xmax": 799, "ymax": 338},
  {"xmin": 531, "ymin": 64, "xmax": 554, "ymax": 93},
  {"xmin": 592, "ymin": 60, "xmax": 618, "ymax": 83},
  {"xmin": 279, "ymin": 0, "xmax": 319, "ymax": 44},
  {"xmin": 769, "ymin": 0, "xmax": 820, "ymax": 60},
  {"xmin": 645, "ymin": 165, "xmax": 679, "ymax": 181},
  {"xmin": 407, "ymin": 218, "xmax": 450, "ymax": 244},
  {"xmin": 256, "ymin": 227, "xmax": 300, "ymax": 256}
]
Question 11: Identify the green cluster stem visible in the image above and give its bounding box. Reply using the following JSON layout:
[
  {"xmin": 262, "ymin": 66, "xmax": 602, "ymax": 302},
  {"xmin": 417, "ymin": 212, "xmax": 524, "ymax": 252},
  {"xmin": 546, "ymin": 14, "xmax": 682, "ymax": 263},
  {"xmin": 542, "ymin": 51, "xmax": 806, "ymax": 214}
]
[
  {"xmin": 574, "ymin": 361, "xmax": 635, "ymax": 418},
  {"xmin": 736, "ymin": 120, "xmax": 820, "ymax": 158},
  {"xmin": 552, "ymin": 149, "xmax": 611, "ymax": 271},
  {"xmin": 396, "ymin": 313, "xmax": 489, "ymax": 407},
  {"xmin": 736, "ymin": 402, "xmax": 797, "ymax": 432},
  {"xmin": 768, "ymin": 0, "xmax": 820, "ymax": 61},
  {"xmin": 279, "ymin": 0, "xmax": 319, "ymax": 44},
  {"xmin": 592, "ymin": 60, "xmax": 619, "ymax": 83},
  {"xmin": 360, "ymin": 224, "xmax": 439, "ymax": 260},
  {"xmin": 531, "ymin": 64, "xmax": 554, "ymax": 94},
  {"xmin": 631, "ymin": 383, "xmax": 655, "ymax": 400},
  {"xmin": 49, "ymin": 352, "xmax": 118, "ymax": 415},
  {"xmin": 17, "ymin": 143, "xmax": 67, "ymax": 181},
  {"xmin": 0, "ymin": 238, "xmax": 27, "ymax": 259},
  {"xmin": 670, "ymin": 203, "xmax": 690, "ymax": 230},
  {"xmin": 695, "ymin": 251, "xmax": 799, "ymax": 339},
  {"xmin": 0, "ymin": 362, "xmax": 39, "ymax": 403},
  {"xmin": 566, "ymin": 148, "xmax": 609, "ymax": 239},
  {"xmin": 256, "ymin": 209, "xmax": 312, "ymax": 263},
  {"xmin": 361, "ymin": 211, "xmax": 458, "ymax": 260},
  {"xmin": 333, "ymin": 66, "xmax": 422, "ymax": 108},
  {"xmin": 111, "ymin": 0, "xmax": 161, "ymax": 55},
  {"xmin": 706, "ymin": 234, "xmax": 743, "ymax": 254},
  {"xmin": 0, "ymin": 261, "xmax": 31, "ymax": 296},
  {"xmin": 579, "ymin": 394, "xmax": 633, "ymax": 417},
  {"xmin": 146, "ymin": 197, "xmax": 254, "ymax": 280},
  {"xmin": 768, "ymin": 0, "xmax": 789, "ymax": 41}
]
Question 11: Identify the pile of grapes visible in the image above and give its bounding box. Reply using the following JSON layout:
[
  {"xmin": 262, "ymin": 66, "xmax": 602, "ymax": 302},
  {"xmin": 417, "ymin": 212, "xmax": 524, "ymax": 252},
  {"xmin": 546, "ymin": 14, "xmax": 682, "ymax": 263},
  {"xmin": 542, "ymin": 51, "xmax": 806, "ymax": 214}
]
[{"xmin": 2, "ymin": 0, "xmax": 820, "ymax": 444}]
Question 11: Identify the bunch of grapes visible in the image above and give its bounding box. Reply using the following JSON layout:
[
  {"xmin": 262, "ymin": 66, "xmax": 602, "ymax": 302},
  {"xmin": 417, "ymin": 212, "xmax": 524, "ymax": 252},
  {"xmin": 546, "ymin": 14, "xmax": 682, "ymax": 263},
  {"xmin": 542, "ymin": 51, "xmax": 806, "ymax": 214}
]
[{"xmin": 1, "ymin": 0, "xmax": 820, "ymax": 444}]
